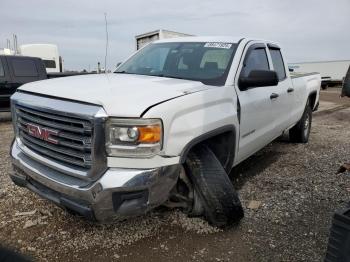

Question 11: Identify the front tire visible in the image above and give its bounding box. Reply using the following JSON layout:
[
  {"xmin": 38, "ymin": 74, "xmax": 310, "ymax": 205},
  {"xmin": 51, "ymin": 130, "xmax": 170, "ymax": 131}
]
[
  {"xmin": 289, "ymin": 102, "xmax": 312, "ymax": 143},
  {"xmin": 184, "ymin": 144, "xmax": 244, "ymax": 227}
]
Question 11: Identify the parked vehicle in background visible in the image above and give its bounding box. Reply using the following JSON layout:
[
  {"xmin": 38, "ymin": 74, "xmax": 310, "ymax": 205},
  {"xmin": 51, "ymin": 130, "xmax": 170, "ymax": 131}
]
[
  {"xmin": 10, "ymin": 37, "xmax": 320, "ymax": 227},
  {"xmin": 135, "ymin": 29, "xmax": 193, "ymax": 50},
  {"xmin": 0, "ymin": 55, "xmax": 46, "ymax": 111},
  {"xmin": 20, "ymin": 44, "xmax": 63, "ymax": 73},
  {"xmin": 0, "ymin": 55, "xmax": 93, "ymax": 111},
  {"xmin": 341, "ymin": 65, "xmax": 350, "ymax": 97},
  {"xmin": 289, "ymin": 60, "xmax": 350, "ymax": 89}
]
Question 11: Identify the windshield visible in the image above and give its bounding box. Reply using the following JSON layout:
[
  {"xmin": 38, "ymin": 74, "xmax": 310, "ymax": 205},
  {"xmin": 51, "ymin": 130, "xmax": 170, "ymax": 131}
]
[{"xmin": 115, "ymin": 42, "xmax": 238, "ymax": 86}]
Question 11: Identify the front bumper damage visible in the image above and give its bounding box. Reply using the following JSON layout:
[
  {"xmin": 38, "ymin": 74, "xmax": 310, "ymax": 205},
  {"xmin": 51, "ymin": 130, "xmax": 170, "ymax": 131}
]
[{"xmin": 10, "ymin": 140, "xmax": 180, "ymax": 221}]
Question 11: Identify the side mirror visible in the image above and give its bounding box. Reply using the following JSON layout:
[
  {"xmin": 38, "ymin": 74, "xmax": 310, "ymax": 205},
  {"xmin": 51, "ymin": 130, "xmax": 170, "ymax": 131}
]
[
  {"xmin": 341, "ymin": 66, "xmax": 350, "ymax": 97},
  {"xmin": 239, "ymin": 70, "xmax": 279, "ymax": 90}
]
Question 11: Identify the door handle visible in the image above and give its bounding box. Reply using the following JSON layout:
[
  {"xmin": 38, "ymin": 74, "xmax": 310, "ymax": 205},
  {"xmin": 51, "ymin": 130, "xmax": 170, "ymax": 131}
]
[
  {"xmin": 287, "ymin": 87, "xmax": 294, "ymax": 93},
  {"xmin": 270, "ymin": 93, "xmax": 279, "ymax": 99}
]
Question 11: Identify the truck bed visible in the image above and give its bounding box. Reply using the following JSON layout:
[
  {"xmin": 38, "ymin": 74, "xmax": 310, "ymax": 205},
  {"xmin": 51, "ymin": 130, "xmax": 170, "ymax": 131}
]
[
  {"xmin": 290, "ymin": 72, "xmax": 320, "ymax": 79},
  {"xmin": 291, "ymin": 72, "xmax": 321, "ymax": 111}
]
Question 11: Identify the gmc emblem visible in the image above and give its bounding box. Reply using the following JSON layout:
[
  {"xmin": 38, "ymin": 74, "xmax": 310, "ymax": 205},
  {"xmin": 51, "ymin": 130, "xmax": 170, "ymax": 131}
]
[{"xmin": 27, "ymin": 123, "xmax": 59, "ymax": 144}]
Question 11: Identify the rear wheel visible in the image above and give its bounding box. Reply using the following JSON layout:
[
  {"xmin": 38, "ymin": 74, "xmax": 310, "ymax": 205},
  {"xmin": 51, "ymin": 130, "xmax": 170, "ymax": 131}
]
[
  {"xmin": 184, "ymin": 144, "xmax": 244, "ymax": 227},
  {"xmin": 289, "ymin": 102, "xmax": 312, "ymax": 143}
]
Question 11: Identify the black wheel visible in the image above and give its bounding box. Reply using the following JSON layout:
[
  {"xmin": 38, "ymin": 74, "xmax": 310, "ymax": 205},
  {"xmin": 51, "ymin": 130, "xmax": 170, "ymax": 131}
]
[
  {"xmin": 289, "ymin": 102, "xmax": 312, "ymax": 143},
  {"xmin": 184, "ymin": 144, "xmax": 244, "ymax": 227}
]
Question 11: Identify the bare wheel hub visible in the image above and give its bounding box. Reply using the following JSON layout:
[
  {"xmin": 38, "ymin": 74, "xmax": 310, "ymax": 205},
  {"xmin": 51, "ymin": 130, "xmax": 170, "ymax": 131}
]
[
  {"xmin": 304, "ymin": 113, "xmax": 310, "ymax": 136},
  {"xmin": 164, "ymin": 166, "xmax": 204, "ymax": 216}
]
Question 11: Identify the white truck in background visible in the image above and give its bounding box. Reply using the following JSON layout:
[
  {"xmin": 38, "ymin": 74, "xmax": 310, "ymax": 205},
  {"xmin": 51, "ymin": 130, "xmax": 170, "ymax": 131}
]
[
  {"xmin": 289, "ymin": 60, "xmax": 350, "ymax": 89},
  {"xmin": 10, "ymin": 36, "xmax": 320, "ymax": 227},
  {"xmin": 19, "ymin": 44, "xmax": 63, "ymax": 73},
  {"xmin": 135, "ymin": 29, "xmax": 193, "ymax": 50}
]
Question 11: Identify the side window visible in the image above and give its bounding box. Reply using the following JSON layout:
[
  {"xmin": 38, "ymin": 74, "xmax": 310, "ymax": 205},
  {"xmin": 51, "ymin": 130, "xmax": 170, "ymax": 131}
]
[
  {"xmin": 241, "ymin": 48, "xmax": 269, "ymax": 78},
  {"xmin": 269, "ymin": 48, "xmax": 286, "ymax": 81},
  {"xmin": 11, "ymin": 59, "xmax": 39, "ymax": 77},
  {"xmin": 0, "ymin": 60, "xmax": 4, "ymax": 77}
]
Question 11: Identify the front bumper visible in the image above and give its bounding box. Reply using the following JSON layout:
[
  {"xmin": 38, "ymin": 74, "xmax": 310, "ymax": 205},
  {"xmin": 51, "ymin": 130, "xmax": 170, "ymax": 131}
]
[{"xmin": 10, "ymin": 140, "xmax": 180, "ymax": 221}]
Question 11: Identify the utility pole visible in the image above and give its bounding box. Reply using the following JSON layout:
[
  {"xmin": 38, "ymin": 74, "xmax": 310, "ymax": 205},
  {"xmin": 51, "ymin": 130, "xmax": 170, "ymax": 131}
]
[{"xmin": 13, "ymin": 34, "xmax": 17, "ymax": 54}]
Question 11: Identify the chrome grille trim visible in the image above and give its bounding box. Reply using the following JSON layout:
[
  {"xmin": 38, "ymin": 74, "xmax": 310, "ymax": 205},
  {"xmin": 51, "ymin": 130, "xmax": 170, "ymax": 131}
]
[
  {"xmin": 17, "ymin": 106, "xmax": 92, "ymax": 134},
  {"xmin": 17, "ymin": 120, "xmax": 91, "ymax": 152},
  {"xmin": 16, "ymin": 105, "xmax": 92, "ymax": 129},
  {"xmin": 11, "ymin": 92, "xmax": 108, "ymax": 181},
  {"xmin": 20, "ymin": 131, "xmax": 91, "ymax": 167}
]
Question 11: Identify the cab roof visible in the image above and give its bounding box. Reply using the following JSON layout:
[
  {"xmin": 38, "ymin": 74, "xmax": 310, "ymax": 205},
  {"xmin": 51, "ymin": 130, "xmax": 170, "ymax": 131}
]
[{"xmin": 155, "ymin": 36, "xmax": 279, "ymax": 46}]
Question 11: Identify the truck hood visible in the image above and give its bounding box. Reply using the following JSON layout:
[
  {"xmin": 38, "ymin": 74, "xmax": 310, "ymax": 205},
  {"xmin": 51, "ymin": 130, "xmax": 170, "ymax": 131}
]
[{"xmin": 18, "ymin": 73, "xmax": 212, "ymax": 116}]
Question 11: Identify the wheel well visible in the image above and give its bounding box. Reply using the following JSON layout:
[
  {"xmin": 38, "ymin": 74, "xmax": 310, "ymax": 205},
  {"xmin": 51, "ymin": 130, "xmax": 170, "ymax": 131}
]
[
  {"xmin": 180, "ymin": 127, "xmax": 236, "ymax": 173},
  {"xmin": 308, "ymin": 92, "xmax": 317, "ymax": 109},
  {"xmin": 202, "ymin": 131, "xmax": 235, "ymax": 172}
]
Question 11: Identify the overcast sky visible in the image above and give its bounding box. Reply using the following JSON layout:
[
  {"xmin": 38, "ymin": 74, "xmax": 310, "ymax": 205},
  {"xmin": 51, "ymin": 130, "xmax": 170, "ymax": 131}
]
[{"xmin": 1, "ymin": 0, "xmax": 349, "ymax": 71}]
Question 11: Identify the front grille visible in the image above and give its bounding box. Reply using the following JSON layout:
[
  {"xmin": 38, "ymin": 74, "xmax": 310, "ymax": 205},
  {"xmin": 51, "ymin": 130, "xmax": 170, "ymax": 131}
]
[{"xmin": 16, "ymin": 104, "xmax": 93, "ymax": 170}]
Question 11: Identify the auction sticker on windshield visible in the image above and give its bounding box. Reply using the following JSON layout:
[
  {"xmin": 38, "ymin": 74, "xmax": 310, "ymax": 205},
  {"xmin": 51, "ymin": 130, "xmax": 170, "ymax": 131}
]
[{"xmin": 204, "ymin": 43, "xmax": 232, "ymax": 49}]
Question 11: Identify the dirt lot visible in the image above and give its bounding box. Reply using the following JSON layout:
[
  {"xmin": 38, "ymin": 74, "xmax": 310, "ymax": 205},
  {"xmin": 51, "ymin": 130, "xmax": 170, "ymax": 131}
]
[{"xmin": 0, "ymin": 88, "xmax": 349, "ymax": 261}]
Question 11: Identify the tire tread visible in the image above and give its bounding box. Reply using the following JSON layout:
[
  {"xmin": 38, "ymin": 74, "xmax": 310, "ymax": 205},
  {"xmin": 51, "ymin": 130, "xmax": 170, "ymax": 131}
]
[{"xmin": 185, "ymin": 145, "xmax": 244, "ymax": 227}]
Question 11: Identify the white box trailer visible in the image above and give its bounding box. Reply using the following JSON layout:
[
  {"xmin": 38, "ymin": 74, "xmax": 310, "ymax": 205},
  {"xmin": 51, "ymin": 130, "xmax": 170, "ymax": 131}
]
[
  {"xmin": 0, "ymin": 48, "xmax": 15, "ymax": 55},
  {"xmin": 289, "ymin": 60, "xmax": 350, "ymax": 88},
  {"xmin": 135, "ymin": 29, "xmax": 193, "ymax": 50},
  {"xmin": 19, "ymin": 44, "xmax": 63, "ymax": 73}
]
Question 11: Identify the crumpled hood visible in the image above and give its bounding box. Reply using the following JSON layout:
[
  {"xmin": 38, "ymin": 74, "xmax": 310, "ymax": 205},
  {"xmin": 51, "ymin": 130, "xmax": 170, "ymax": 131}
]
[{"xmin": 18, "ymin": 73, "xmax": 212, "ymax": 117}]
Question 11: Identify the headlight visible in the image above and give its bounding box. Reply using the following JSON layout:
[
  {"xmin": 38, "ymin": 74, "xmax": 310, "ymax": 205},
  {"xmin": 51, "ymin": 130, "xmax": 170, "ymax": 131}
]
[{"xmin": 106, "ymin": 118, "xmax": 163, "ymax": 158}]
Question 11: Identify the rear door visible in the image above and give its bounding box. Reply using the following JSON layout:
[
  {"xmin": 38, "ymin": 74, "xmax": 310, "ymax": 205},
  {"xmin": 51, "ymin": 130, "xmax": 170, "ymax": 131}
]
[
  {"xmin": 234, "ymin": 42, "xmax": 281, "ymax": 163},
  {"xmin": 267, "ymin": 44, "xmax": 294, "ymax": 130}
]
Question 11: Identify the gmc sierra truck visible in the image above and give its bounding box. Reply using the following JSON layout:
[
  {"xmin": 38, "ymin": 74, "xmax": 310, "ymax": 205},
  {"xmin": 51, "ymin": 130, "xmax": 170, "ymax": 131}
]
[{"xmin": 10, "ymin": 37, "xmax": 320, "ymax": 227}]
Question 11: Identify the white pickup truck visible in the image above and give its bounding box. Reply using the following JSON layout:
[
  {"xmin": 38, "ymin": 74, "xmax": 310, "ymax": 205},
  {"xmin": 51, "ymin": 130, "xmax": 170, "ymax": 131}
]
[{"xmin": 10, "ymin": 37, "xmax": 320, "ymax": 227}]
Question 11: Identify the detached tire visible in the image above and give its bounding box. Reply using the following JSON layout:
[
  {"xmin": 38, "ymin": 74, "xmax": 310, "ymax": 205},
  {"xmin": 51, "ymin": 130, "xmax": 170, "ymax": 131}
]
[
  {"xmin": 184, "ymin": 144, "xmax": 244, "ymax": 227},
  {"xmin": 289, "ymin": 102, "xmax": 312, "ymax": 143}
]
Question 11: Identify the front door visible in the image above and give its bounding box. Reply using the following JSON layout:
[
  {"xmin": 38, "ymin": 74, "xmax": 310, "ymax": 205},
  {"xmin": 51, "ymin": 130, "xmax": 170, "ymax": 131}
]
[{"xmin": 234, "ymin": 42, "xmax": 281, "ymax": 164}]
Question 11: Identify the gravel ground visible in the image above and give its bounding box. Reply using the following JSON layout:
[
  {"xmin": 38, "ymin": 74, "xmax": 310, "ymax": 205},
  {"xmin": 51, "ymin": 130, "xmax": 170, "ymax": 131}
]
[{"xmin": 0, "ymin": 90, "xmax": 349, "ymax": 261}]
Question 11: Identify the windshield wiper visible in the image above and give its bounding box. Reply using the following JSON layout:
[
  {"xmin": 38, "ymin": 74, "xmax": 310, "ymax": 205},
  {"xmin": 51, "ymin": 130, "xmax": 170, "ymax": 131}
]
[
  {"xmin": 115, "ymin": 71, "xmax": 189, "ymax": 81},
  {"xmin": 150, "ymin": 74, "xmax": 188, "ymax": 80},
  {"xmin": 114, "ymin": 71, "xmax": 135, "ymax": 74},
  {"xmin": 149, "ymin": 73, "xmax": 165, "ymax": 77}
]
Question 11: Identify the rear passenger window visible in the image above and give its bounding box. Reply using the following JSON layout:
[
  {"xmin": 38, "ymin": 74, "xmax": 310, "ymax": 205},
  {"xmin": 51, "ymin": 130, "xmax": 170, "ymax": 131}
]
[
  {"xmin": 241, "ymin": 48, "xmax": 269, "ymax": 78},
  {"xmin": 11, "ymin": 59, "xmax": 39, "ymax": 77},
  {"xmin": 0, "ymin": 60, "xmax": 4, "ymax": 76},
  {"xmin": 269, "ymin": 49, "xmax": 286, "ymax": 81}
]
